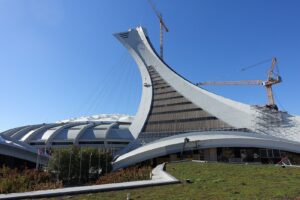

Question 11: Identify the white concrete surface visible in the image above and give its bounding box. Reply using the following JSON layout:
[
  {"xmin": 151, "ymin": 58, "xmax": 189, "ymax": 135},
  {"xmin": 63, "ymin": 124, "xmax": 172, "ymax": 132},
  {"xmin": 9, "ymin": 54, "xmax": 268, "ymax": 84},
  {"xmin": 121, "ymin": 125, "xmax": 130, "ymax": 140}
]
[
  {"xmin": 113, "ymin": 131, "xmax": 300, "ymax": 169},
  {"xmin": 114, "ymin": 30, "xmax": 153, "ymax": 139},
  {"xmin": 0, "ymin": 135, "xmax": 48, "ymax": 165}
]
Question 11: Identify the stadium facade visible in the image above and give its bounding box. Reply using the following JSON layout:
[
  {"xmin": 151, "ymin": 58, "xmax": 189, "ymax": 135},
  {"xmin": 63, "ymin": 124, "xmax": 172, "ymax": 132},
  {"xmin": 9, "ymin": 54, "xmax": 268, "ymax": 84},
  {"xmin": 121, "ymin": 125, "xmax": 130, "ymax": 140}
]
[
  {"xmin": 0, "ymin": 115, "xmax": 133, "ymax": 168},
  {"xmin": 1, "ymin": 27, "xmax": 300, "ymax": 169},
  {"xmin": 112, "ymin": 27, "xmax": 300, "ymax": 169}
]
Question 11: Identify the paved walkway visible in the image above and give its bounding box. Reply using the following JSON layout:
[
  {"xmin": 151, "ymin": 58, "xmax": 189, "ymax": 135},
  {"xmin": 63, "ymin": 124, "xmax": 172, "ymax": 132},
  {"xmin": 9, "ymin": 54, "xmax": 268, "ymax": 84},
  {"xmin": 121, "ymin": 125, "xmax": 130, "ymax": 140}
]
[{"xmin": 0, "ymin": 163, "xmax": 179, "ymax": 200}]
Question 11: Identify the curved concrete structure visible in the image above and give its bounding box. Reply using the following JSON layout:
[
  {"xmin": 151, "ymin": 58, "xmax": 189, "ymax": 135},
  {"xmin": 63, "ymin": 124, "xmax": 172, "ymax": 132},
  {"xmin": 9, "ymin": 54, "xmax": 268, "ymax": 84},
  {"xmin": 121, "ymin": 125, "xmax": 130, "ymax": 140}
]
[
  {"xmin": 0, "ymin": 115, "xmax": 134, "ymax": 165},
  {"xmin": 1, "ymin": 121, "xmax": 133, "ymax": 150},
  {"xmin": 113, "ymin": 131, "xmax": 300, "ymax": 169},
  {"xmin": 0, "ymin": 135, "xmax": 48, "ymax": 165},
  {"xmin": 115, "ymin": 30, "xmax": 154, "ymax": 139},
  {"xmin": 113, "ymin": 27, "xmax": 300, "ymax": 169}
]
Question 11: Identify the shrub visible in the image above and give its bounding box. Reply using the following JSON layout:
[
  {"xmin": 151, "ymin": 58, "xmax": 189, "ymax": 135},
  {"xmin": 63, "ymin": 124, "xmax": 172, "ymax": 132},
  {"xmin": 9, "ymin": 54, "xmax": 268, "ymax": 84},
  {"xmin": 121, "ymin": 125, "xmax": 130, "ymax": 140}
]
[
  {"xmin": 95, "ymin": 166, "xmax": 152, "ymax": 184},
  {"xmin": 47, "ymin": 147, "xmax": 113, "ymax": 185},
  {"xmin": 0, "ymin": 147, "xmax": 114, "ymax": 193},
  {"xmin": 0, "ymin": 166, "xmax": 62, "ymax": 194}
]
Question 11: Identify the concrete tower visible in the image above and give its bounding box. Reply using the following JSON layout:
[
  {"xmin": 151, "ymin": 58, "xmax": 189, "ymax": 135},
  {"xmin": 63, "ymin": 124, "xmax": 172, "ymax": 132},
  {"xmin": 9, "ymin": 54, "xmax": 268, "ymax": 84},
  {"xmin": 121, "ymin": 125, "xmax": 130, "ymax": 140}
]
[{"xmin": 113, "ymin": 27, "xmax": 300, "ymax": 169}]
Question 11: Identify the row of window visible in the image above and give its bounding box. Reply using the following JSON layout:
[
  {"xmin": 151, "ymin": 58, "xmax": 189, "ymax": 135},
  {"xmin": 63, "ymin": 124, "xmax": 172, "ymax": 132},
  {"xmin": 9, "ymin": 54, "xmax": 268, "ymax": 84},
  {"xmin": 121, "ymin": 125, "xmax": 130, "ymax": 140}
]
[
  {"xmin": 147, "ymin": 116, "xmax": 218, "ymax": 125},
  {"xmin": 154, "ymin": 90, "xmax": 176, "ymax": 95},
  {"xmin": 152, "ymin": 101, "xmax": 192, "ymax": 108},
  {"xmin": 151, "ymin": 108, "xmax": 203, "ymax": 115},
  {"xmin": 154, "ymin": 95, "xmax": 183, "ymax": 102},
  {"xmin": 30, "ymin": 141, "xmax": 129, "ymax": 146},
  {"xmin": 260, "ymin": 149, "xmax": 282, "ymax": 158},
  {"xmin": 153, "ymin": 85, "xmax": 171, "ymax": 90}
]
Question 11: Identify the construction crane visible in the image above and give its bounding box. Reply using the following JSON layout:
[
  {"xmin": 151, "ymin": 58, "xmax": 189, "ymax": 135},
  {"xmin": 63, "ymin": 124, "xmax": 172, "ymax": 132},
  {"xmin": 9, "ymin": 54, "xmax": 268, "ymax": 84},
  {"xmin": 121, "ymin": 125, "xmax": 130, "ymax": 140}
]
[
  {"xmin": 196, "ymin": 57, "xmax": 282, "ymax": 110},
  {"xmin": 147, "ymin": 0, "xmax": 169, "ymax": 60}
]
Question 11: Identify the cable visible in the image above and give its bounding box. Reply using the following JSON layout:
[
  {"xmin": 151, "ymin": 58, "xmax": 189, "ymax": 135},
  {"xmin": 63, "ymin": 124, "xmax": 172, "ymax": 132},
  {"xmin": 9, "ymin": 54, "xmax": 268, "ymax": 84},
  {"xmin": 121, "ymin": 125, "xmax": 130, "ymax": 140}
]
[
  {"xmin": 88, "ymin": 53, "xmax": 134, "ymax": 115},
  {"xmin": 241, "ymin": 57, "xmax": 273, "ymax": 72},
  {"xmin": 81, "ymin": 52, "xmax": 128, "ymax": 115},
  {"xmin": 273, "ymin": 91, "xmax": 286, "ymax": 112},
  {"xmin": 275, "ymin": 62, "xmax": 280, "ymax": 77}
]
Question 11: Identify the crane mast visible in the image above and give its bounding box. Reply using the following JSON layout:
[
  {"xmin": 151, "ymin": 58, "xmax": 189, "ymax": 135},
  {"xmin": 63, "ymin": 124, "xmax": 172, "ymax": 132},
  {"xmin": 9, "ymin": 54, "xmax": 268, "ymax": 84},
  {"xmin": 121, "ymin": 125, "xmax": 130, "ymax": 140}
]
[
  {"xmin": 196, "ymin": 57, "xmax": 282, "ymax": 110},
  {"xmin": 147, "ymin": 0, "xmax": 169, "ymax": 60},
  {"xmin": 264, "ymin": 57, "xmax": 281, "ymax": 108}
]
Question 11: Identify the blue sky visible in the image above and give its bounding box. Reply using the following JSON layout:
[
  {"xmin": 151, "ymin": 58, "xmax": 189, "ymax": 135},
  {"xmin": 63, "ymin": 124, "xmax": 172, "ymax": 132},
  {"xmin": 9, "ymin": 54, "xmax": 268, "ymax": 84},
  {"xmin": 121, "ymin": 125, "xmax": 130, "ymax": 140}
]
[{"xmin": 0, "ymin": 0, "xmax": 300, "ymax": 131}]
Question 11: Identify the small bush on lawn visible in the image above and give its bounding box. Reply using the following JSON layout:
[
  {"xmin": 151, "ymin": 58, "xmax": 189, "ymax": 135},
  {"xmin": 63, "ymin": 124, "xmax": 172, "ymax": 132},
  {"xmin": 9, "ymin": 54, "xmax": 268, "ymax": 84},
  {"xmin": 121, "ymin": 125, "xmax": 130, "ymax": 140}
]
[{"xmin": 95, "ymin": 166, "xmax": 152, "ymax": 184}]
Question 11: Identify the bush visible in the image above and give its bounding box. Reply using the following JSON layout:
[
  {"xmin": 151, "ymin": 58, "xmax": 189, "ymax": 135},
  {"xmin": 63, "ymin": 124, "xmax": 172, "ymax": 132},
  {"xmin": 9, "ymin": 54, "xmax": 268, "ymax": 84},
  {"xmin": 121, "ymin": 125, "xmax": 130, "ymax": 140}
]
[
  {"xmin": 0, "ymin": 147, "xmax": 118, "ymax": 193},
  {"xmin": 0, "ymin": 166, "xmax": 62, "ymax": 194},
  {"xmin": 47, "ymin": 147, "xmax": 113, "ymax": 185},
  {"xmin": 95, "ymin": 166, "xmax": 152, "ymax": 184}
]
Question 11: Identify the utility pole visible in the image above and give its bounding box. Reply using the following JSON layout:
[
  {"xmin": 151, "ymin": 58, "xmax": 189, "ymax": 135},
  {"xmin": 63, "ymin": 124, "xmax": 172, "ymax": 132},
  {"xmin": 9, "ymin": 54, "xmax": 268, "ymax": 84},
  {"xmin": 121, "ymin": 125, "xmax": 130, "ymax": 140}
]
[{"xmin": 180, "ymin": 137, "xmax": 190, "ymax": 160}]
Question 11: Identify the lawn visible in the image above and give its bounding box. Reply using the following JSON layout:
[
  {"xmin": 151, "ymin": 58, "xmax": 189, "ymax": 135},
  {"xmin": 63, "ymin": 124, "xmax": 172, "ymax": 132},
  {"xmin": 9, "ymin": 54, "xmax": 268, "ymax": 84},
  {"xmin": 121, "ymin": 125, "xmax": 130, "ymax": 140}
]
[{"xmin": 48, "ymin": 162, "xmax": 300, "ymax": 200}]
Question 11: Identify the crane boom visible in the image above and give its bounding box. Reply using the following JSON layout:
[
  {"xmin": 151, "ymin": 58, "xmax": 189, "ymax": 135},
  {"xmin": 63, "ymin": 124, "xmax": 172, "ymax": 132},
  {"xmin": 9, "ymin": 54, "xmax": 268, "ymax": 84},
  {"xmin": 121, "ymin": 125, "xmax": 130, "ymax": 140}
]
[
  {"xmin": 196, "ymin": 57, "xmax": 282, "ymax": 109},
  {"xmin": 147, "ymin": 0, "xmax": 169, "ymax": 59},
  {"xmin": 147, "ymin": 0, "xmax": 160, "ymax": 20},
  {"xmin": 196, "ymin": 80, "xmax": 264, "ymax": 86}
]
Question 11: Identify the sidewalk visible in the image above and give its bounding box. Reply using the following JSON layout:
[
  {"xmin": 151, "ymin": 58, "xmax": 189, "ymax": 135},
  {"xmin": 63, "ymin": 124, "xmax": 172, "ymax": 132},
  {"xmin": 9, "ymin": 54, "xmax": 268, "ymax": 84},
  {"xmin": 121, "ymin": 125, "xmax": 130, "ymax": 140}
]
[{"xmin": 0, "ymin": 163, "xmax": 179, "ymax": 200}]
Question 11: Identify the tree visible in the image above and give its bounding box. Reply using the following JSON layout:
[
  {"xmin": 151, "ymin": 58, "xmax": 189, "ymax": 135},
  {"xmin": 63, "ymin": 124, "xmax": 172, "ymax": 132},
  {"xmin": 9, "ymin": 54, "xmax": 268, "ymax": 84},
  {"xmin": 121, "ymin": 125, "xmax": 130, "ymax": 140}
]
[{"xmin": 47, "ymin": 146, "xmax": 112, "ymax": 185}]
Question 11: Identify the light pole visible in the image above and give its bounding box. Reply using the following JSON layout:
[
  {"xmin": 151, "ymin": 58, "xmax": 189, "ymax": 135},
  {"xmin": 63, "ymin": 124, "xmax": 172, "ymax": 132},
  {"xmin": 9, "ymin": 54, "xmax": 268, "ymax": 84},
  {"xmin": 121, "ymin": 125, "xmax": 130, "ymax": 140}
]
[
  {"xmin": 68, "ymin": 150, "xmax": 72, "ymax": 184},
  {"xmin": 180, "ymin": 137, "xmax": 190, "ymax": 160},
  {"xmin": 98, "ymin": 148, "xmax": 102, "ymax": 175},
  {"xmin": 79, "ymin": 148, "xmax": 82, "ymax": 183},
  {"xmin": 58, "ymin": 149, "xmax": 61, "ymax": 181},
  {"xmin": 89, "ymin": 152, "xmax": 93, "ymax": 180}
]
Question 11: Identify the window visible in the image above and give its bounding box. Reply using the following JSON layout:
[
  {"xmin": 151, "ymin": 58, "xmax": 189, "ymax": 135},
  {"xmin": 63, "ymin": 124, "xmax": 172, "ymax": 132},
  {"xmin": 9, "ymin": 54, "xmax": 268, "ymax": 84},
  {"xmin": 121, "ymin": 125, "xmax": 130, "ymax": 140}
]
[{"xmin": 260, "ymin": 149, "xmax": 267, "ymax": 157}]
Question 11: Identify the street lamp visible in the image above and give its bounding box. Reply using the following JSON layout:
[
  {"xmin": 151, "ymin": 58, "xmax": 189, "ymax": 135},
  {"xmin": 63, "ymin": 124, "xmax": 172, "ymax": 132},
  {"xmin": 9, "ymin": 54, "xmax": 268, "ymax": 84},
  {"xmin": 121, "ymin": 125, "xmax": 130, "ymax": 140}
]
[
  {"xmin": 180, "ymin": 137, "xmax": 190, "ymax": 160},
  {"xmin": 89, "ymin": 152, "xmax": 93, "ymax": 180}
]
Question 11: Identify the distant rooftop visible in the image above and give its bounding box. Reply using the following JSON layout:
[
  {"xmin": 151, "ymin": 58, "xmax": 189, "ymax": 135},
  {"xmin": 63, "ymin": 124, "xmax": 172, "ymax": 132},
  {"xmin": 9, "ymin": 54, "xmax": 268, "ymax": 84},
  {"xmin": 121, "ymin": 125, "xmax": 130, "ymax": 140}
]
[{"xmin": 56, "ymin": 114, "xmax": 134, "ymax": 123}]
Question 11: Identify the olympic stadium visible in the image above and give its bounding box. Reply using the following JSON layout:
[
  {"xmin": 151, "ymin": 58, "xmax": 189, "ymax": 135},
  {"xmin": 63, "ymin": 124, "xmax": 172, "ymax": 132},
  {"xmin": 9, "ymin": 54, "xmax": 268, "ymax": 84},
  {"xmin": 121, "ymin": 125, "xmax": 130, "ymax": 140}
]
[
  {"xmin": 1, "ymin": 27, "xmax": 300, "ymax": 170},
  {"xmin": 0, "ymin": 114, "xmax": 133, "ymax": 168}
]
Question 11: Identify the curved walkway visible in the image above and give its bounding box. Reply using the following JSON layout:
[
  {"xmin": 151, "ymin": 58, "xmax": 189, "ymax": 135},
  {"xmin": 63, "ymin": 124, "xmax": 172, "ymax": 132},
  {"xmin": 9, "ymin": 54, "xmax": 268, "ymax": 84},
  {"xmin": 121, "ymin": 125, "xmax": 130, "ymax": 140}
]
[{"xmin": 0, "ymin": 163, "xmax": 179, "ymax": 200}]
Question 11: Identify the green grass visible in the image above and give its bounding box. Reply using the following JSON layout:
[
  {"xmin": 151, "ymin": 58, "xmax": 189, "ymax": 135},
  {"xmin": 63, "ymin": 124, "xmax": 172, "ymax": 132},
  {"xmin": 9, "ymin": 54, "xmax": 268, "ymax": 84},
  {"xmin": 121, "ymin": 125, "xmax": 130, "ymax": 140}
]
[{"xmin": 50, "ymin": 162, "xmax": 300, "ymax": 200}]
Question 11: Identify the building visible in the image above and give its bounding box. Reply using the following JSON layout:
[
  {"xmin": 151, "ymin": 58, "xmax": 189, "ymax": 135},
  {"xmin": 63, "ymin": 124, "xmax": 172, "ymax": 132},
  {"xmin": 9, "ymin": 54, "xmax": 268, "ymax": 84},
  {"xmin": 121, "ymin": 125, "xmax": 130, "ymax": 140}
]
[
  {"xmin": 0, "ymin": 114, "xmax": 133, "ymax": 168},
  {"xmin": 1, "ymin": 27, "xmax": 300, "ymax": 169},
  {"xmin": 0, "ymin": 134, "xmax": 48, "ymax": 168},
  {"xmin": 112, "ymin": 27, "xmax": 300, "ymax": 169}
]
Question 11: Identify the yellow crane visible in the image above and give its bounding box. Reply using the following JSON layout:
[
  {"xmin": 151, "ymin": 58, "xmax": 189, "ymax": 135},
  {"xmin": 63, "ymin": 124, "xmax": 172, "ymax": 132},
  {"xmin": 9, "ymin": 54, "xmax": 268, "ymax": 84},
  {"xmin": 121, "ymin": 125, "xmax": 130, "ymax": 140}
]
[
  {"xmin": 147, "ymin": 0, "xmax": 169, "ymax": 60},
  {"xmin": 196, "ymin": 57, "xmax": 282, "ymax": 110}
]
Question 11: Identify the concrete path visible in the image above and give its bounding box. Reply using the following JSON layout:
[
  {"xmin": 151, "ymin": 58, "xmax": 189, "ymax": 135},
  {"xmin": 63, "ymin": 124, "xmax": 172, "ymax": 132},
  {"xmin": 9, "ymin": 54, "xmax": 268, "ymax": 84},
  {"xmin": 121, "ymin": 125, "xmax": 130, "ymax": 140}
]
[{"xmin": 0, "ymin": 163, "xmax": 179, "ymax": 200}]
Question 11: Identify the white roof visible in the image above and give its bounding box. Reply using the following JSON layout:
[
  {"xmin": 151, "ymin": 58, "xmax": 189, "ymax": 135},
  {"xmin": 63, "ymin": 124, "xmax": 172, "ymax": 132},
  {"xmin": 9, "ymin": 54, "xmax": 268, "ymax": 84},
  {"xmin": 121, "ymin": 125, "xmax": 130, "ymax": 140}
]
[
  {"xmin": 57, "ymin": 114, "xmax": 134, "ymax": 123},
  {"xmin": 0, "ymin": 115, "xmax": 133, "ymax": 149}
]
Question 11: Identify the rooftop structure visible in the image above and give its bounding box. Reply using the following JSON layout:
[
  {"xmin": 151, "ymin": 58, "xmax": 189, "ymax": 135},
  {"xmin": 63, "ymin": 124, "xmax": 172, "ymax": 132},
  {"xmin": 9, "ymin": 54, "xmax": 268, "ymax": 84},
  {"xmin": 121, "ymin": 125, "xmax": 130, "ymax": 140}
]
[{"xmin": 0, "ymin": 114, "xmax": 133, "ymax": 167}]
